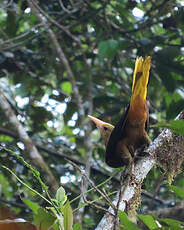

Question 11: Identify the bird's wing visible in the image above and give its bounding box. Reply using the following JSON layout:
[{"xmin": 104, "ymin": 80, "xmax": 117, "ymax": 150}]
[
  {"xmin": 105, "ymin": 104, "xmax": 130, "ymax": 168},
  {"xmin": 145, "ymin": 101, "xmax": 149, "ymax": 131}
]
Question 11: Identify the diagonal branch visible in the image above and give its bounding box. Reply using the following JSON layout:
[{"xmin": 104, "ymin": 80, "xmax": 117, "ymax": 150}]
[
  {"xmin": 95, "ymin": 111, "xmax": 184, "ymax": 230},
  {"xmin": 0, "ymin": 86, "xmax": 59, "ymax": 194},
  {"xmin": 29, "ymin": 0, "xmax": 81, "ymax": 44},
  {"xmin": 27, "ymin": 1, "xmax": 95, "ymax": 223},
  {"xmin": 68, "ymin": 159, "xmax": 116, "ymax": 211},
  {"xmin": 27, "ymin": 0, "xmax": 84, "ymax": 118},
  {"xmin": 0, "ymin": 126, "xmax": 171, "ymax": 206},
  {"xmin": 0, "ymin": 126, "xmax": 115, "ymax": 182}
]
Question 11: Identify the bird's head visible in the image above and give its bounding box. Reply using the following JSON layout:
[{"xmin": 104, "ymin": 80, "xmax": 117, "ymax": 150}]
[{"xmin": 88, "ymin": 115, "xmax": 114, "ymax": 146}]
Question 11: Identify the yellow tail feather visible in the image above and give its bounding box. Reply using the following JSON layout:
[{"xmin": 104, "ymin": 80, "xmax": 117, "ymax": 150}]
[{"xmin": 131, "ymin": 56, "xmax": 151, "ymax": 101}]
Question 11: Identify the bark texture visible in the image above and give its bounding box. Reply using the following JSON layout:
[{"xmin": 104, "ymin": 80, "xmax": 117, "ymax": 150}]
[{"xmin": 96, "ymin": 111, "xmax": 184, "ymax": 230}]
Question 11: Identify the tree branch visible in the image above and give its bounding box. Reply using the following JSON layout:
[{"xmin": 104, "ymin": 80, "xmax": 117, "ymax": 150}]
[
  {"xmin": 29, "ymin": 0, "xmax": 81, "ymax": 44},
  {"xmin": 0, "ymin": 86, "xmax": 59, "ymax": 194},
  {"xmin": 95, "ymin": 111, "xmax": 184, "ymax": 230},
  {"xmin": 0, "ymin": 126, "xmax": 174, "ymax": 207},
  {"xmin": 0, "ymin": 126, "xmax": 114, "ymax": 180},
  {"xmin": 27, "ymin": 1, "xmax": 96, "ymax": 223},
  {"xmin": 27, "ymin": 0, "xmax": 84, "ymax": 119},
  {"xmin": 148, "ymin": 200, "xmax": 184, "ymax": 221}
]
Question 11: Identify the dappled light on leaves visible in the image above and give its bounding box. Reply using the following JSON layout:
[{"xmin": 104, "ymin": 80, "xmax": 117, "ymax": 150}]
[{"xmin": 0, "ymin": 0, "xmax": 184, "ymax": 229}]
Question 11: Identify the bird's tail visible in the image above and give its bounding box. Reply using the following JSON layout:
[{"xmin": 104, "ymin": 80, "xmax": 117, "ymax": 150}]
[{"xmin": 131, "ymin": 56, "xmax": 151, "ymax": 102}]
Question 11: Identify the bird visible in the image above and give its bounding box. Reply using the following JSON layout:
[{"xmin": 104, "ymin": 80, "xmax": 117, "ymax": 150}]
[{"xmin": 88, "ymin": 56, "xmax": 151, "ymax": 168}]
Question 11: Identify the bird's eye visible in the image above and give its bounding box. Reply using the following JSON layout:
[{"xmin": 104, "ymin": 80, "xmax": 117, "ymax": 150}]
[{"xmin": 104, "ymin": 127, "xmax": 108, "ymax": 131}]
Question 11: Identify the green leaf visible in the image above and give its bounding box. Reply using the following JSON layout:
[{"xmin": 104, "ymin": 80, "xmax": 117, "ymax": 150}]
[
  {"xmin": 34, "ymin": 207, "xmax": 56, "ymax": 230},
  {"xmin": 156, "ymin": 217, "xmax": 184, "ymax": 228},
  {"xmin": 152, "ymin": 120, "xmax": 184, "ymax": 136},
  {"xmin": 77, "ymin": 202, "xmax": 87, "ymax": 209},
  {"xmin": 0, "ymin": 174, "xmax": 13, "ymax": 198},
  {"xmin": 83, "ymin": 217, "xmax": 94, "ymax": 227},
  {"xmin": 50, "ymin": 221, "xmax": 61, "ymax": 230},
  {"xmin": 170, "ymin": 185, "xmax": 184, "ymax": 199},
  {"xmin": 98, "ymin": 39, "xmax": 119, "ymax": 61},
  {"xmin": 73, "ymin": 223, "xmax": 82, "ymax": 230},
  {"xmin": 56, "ymin": 186, "xmax": 67, "ymax": 206},
  {"xmin": 137, "ymin": 214, "xmax": 158, "ymax": 230},
  {"xmin": 22, "ymin": 198, "xmax": 41, "ymax": 214},
  {"xmin": 62, "ymin": 201, "xmax": 73, "ymax": 230},
  {"xmin": 61, "ymin": 81, "xmax": 73, "ymax": 95},
  {"xmin": 119, "ymin": 211, "xmax": 141, "ymax": 230},
  {"xmin": 0, "ymin": 135, "xmax": 13, "ymax": 142},
  {"xmin": 166, "ymin": 100, "xmax": 184, "ymax": 119}
]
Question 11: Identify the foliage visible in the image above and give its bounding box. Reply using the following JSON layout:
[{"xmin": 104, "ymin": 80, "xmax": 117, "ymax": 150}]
[
  {"xmin": 0, "ymin": 0, "xmax": 184, "ymax": 229},
  {"xmin": 119, "ymin": 211, "xmax": 184, "ymax": 230},
  {"xmin": 2, "ymin": 149, "xmax": 74, "ymax": 230},
  {"xmin": 152, "ymin": 120, "xmax": 184, "ymax": 136}
]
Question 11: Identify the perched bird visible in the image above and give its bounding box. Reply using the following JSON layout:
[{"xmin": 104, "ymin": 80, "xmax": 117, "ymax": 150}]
[{"xmin": 88, "ymin": 57, "xmax": 151, "ymax": 168}]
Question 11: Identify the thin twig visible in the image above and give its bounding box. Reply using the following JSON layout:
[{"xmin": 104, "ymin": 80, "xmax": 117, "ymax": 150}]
[
  {"xmin": 73, "ymin": 190, "xmax": 117, "ymax": 213},
  {"xmin": 58, "ymin": 0, "xmax": 79, "ymax": 14},
  {"xmin": 0, "ymin": 87, "xmax": 59, "ymax": 193},
  {"xmin": 2, "ymin": 166, "xmax": 52, "ymax": 205},
  {"xmin": 0, "ymin": 126, "xmax": 170, "ymax": 206},
  {"xmin": 27, "ymin": 0, "xmax": 85, "ymax": 119},
  {"xmin": 1, "ymin": 23, "xmax": 43, "ymax": 45},
  {"xmin": 2, "ymin": 30, "xmax": 45, "ymax": 51},
  {"xmin": 81, "ymin": 178, "xmax": 115, "ymax": 216},
  {"xmin": 30, "ymin": 0, "xmax": 80, "ymax": 44},
  {"xmin": 67, "ymin": 159, "xmax": 116, "ymax": 211},
  {"xmin": 149, "ymin": 174, "xmax": 164, "ymax": 209},
  {"xmin": 96, "ymin": 111, "xmax": 184, "ymax": 230}
]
